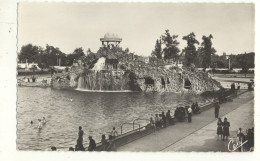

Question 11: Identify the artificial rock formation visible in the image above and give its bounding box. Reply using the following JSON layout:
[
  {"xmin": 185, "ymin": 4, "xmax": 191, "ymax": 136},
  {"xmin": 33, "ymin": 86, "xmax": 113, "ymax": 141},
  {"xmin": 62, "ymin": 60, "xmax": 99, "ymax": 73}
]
[{"xmin": 51, "ymin": 47, "xmax": 221, "ymax": 94}]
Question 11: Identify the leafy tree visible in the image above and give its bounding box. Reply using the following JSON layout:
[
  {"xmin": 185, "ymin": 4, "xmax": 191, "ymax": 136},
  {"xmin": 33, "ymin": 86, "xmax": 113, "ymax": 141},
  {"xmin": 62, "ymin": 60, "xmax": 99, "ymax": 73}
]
[
  {"xmin": 237, "ymin": 53, "xmax": 250, "ymax": 77},
  {"xmin": 198, "ymin": 34, "xmax": 216, "ymax": 68},
  {"xmin": 182, "ymin": 32, "xmax": 199, "ymax": 66},
  {"xmin": 151, "ymin": 39, "xmax": 162, "ymax": 59},
  {"xmin": 18, "ymin": 44, "xmax": 40, "ymax": 63},
  {"xmin": 73, "ymin": 47, "xmax": 85, "ymax": 56},
  {"xmin": 161, "ymin": 29, "xmax": 180, "ymax": 60},
  {"xmin": 42, "ymin": 44, "xmax": 65, "ymax": 66},
  {"xmin": 65, "ymin": 47, "xmax": 86, "ymax": 66}
]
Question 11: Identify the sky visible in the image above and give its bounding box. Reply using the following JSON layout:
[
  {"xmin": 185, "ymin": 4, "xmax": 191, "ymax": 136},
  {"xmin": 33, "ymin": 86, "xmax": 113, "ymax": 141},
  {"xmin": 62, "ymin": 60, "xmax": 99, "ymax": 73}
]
[{"xmin": 18, "ymin": 3, "xmax": 255, "ymax": 56}]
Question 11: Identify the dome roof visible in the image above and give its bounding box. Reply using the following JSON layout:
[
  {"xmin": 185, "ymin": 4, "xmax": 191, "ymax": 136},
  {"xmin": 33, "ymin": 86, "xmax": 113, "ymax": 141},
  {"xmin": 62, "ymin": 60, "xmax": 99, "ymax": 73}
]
[{"xmin": 100, "ymin": 32, "xmax": 122, "ymax": 42}]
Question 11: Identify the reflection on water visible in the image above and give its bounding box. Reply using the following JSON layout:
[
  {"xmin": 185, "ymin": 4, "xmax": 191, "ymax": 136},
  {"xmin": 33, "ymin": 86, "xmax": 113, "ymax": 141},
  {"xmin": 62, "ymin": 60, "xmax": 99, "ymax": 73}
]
[{"xmin": 17, "ymin": 87, "xmax": 206, "ymax": 151}]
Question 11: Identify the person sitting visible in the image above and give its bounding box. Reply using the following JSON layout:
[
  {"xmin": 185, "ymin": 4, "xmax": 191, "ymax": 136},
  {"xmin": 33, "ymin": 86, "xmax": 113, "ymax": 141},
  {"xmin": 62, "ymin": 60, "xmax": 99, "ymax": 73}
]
[
  {"xmin": 51, "ymin": 146, "xmax": 56, "ymax": 151},
  {"xmin": 111, "ymin": 127, "xmax": 118, "ymax": 139},
  {"xmin": 88, "ymin": 136, "xmax": 96, "ymax": 151},
  {"xmin": 69, "ymin": 147, "xmax": 74, "ymax": 151},
  {"xmin": 149, "ymin": 117, "xmax": 155, "ymax": 128},
  {"xmin": 155, "ymin": 114, "xmax": 161, "ymax": 129},
  {"xmin": 101, "ymin": 134, "xmax": 108, "ymax": 151},
  {"xmin": 194, "ymin": 102, "xmax": 200, "ymax": 114},
  {"xmin": 106, "ymin": 135, "xmax": 116, "ymax": 151}
]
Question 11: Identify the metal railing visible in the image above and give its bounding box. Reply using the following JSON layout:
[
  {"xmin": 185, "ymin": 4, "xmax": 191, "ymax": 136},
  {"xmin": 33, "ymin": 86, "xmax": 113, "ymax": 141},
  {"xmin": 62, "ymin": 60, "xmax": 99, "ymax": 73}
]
[
  {"xmin": 133, "ymin": 118, "xmax": 150, "ymax": 130},
  {"xmin": 120, "ymin": 122, "xmax": 140, "ymax": 135},
  {"xmin": 120, "ymin": 118, "xmax": 151, "ymax": 134}
]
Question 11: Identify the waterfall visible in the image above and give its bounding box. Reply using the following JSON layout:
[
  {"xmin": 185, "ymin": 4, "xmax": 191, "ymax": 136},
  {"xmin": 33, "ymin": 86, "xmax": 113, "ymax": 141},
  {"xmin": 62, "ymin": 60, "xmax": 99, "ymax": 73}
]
[
  {"xmin": 76, "ymin": 69, "xmax": 132, "ymax": 91},
  {"xmin": 91, "ymin": 57, "xmax": 106, "ymax": 71}
]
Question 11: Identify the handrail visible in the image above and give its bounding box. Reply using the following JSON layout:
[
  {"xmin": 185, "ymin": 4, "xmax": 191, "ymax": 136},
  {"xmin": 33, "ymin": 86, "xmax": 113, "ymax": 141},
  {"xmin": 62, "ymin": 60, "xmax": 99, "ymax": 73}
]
[
  {"xmin": 133, "ymin": 118, "xmax": 150, "ymax": 130},
  {"xmin": 120, "ymin": 122, "xmax": 141, "ymax": 134}
]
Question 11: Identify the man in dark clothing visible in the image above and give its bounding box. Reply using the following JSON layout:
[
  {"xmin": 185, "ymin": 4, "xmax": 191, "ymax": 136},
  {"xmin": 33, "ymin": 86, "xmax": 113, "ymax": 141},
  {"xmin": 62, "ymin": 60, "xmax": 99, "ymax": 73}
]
[
  {"xmin": 161, "ymin": 112, "xmax": 166, "ymax": 127},
  {"xmin": 214, "ymin": 102, "xmax": 220, "ymax": 118},
  {"xmin": 191, "ymin": 103, "xmax": 195, "ymax": 113},
  {"xmin": 75, "ymin": 126, "xmax": 85, "ymax": 151},
  {"xmin": 88, "ymin": 136, "xmax": 96, "ymax": 151}
]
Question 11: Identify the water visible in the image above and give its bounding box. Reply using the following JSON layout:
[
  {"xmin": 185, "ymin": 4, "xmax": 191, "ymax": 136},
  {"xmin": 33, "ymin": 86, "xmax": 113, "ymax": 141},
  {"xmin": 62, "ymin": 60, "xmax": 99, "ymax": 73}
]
[{"xmin": 17, "ymin": 87, "xmax": 207, "ymax": 151}]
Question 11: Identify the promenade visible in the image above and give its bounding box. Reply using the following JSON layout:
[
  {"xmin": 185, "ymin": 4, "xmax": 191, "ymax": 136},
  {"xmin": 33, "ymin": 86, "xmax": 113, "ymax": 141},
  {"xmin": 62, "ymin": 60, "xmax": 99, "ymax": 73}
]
[{"xmin": 118, "ymin": 91, "xmax": 254, "ymax": 152}]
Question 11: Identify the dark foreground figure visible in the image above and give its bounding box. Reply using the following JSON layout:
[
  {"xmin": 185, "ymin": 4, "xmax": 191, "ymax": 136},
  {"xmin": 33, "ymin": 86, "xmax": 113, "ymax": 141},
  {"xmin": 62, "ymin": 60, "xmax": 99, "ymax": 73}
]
[{"xmin": 75, "ymin": 126, "xmax": 85, "ymax": 151}]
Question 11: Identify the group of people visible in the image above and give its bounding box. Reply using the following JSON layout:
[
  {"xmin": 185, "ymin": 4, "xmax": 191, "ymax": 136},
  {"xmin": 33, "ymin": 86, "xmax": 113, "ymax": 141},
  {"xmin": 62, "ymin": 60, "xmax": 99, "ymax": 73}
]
[
  {"xmin": 191, "ymin": 102, "xmax": 200, "ymax": 114},
  {"xmin": 216, "ymin": 117, "xmax": 230, "ymax": 141},
  {"xmin": 149, "ymin": 102, "xmax": 201, "ymax": 130},
  {"xmin": 152, "ymin": 110, "xmax": 175, "ymax": 129},
  {"xmin": 72, "ymin": 126, "xmax": 118, "ymax": 151},
  {"xmin": 237, "ymin": 127, "xmax": 254, "ymax": 151}
]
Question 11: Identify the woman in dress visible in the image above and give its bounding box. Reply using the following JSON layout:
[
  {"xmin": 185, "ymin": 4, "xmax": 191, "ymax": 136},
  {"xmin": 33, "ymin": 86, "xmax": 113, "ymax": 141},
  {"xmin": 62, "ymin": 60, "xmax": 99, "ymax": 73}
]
[
  {"xmin": 223, "ymin": 117, "xmax": 230, "ymax": 141},
  {"xmin": 216, "ymin": 118, "xmax": 223, "ymax": 140}
]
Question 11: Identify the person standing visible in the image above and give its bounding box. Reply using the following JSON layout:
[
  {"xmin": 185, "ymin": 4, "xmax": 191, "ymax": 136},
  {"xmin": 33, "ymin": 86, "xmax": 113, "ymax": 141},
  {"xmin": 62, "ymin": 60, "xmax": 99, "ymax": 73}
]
[
  {"xmin": 161, "ymin": 112, "xmax": 166, "ymax": 127},
  {"xmin": 187, "ymin": 106, "xmax": 192, "ymax": 123},
  {"xmin": 166, "ymin": 110, "xmax": 171, "ymax": 126},
  {"xmin": 216, "ymin": 118, "xmax": 223, "ymax": 140},
  {"xmin": 223, "ymin": 118, "xmax": 230, "ymax": 141},
  {"xmin": 149, "ymin": 117, "xmax": 155, "ymax": 127},
  {"xmin": 214, "ymin": 102, "xmax": 220, "ymax": 118},
  {"xmin": 76, "ymin": 126, "xmax": 85, "ymax": 151}
]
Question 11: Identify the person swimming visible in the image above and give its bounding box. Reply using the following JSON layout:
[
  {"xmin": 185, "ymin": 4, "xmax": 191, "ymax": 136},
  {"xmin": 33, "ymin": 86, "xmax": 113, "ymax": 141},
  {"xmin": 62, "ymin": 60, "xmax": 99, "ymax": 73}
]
[
  {"xmin": 70, "ymin": 98, "xmax": 73, "ymax": 102},
  {"xmin": 42, "ymin": 117, "xmax": 46, "ymax": 124},
  {"xmin": 30, "ymin": 120, "xmax": 33, "ymax": 125},
  {"xmin": 38, "ymin": 119, "xmax": 42, "ymax": 129}
]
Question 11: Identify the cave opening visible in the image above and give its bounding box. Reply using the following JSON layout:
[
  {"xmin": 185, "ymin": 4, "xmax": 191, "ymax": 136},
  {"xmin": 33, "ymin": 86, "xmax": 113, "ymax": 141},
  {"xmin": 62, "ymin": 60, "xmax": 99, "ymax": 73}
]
[
  {"xmin": 184, "ymin": 78, "xmax": 191, "ymax": 89},
  {"xmin": 161, "ymin": 77, "xmax": 165, "ymax": 88},
  {"xmin": 144, "ymin": 77, "xmax": 155, "ymax": 85}
]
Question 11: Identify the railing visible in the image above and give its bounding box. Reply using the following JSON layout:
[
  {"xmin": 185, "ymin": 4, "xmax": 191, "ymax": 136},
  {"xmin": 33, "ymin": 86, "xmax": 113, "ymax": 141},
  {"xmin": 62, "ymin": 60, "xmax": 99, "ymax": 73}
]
[
  {"xmin": 120, "ymin": 122, "xmax": 141, "ymax": 135},
  {"xmin": 133, "ymin": 118, "xmax": 150, "ymax": 130}
]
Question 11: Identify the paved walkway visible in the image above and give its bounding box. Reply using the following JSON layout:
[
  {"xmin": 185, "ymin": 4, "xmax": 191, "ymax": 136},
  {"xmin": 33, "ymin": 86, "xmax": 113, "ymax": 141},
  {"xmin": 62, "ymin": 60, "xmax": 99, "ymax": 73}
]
[{"xmin": 118, "ymin": 91, "xmax": 254, "ymax": 151}]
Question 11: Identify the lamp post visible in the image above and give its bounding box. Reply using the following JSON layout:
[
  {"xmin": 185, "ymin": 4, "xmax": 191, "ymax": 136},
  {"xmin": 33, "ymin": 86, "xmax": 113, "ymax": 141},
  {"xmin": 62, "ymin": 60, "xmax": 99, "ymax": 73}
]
[{"xmin": 56, "ymin": 53, "xmax": 59, "ymax": 66}]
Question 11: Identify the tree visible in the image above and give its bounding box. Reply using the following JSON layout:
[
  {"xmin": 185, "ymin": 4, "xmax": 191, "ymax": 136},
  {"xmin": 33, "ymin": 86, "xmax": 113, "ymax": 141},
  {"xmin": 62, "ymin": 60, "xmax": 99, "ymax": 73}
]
[
  {"xmin": 42, "ymin": 44, "xmax": 65, "ymax": 67},
  {"xmin": 161, "ymin": 29, "xmax": 180, "ymax": 60},
  {"xmin": 182, "ymin": 32, "xmax": 199, "ymax": 66},
  {"xmin": 18, "ymin": 44, "xmax": 40, "ymax": 63},
  {"xmin": 73, "ymin": 47, "xmax": 85, "ymax": 56},
  {"xmin": 237, "ymin": 53, "xmax": 249, "ymax": 77},
  {"xmin": 198, "ymin": 34, "xmax": 216, "ymax": 69},
  {"xmin": 151, "ymin": 39, "xmax": 162, "ymax": 59}
]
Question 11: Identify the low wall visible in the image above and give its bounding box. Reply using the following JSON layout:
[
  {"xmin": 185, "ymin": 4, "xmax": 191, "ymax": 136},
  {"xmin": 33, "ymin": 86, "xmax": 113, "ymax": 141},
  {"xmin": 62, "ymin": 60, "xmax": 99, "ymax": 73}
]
[{"xmin": 93, "ymin": 92, "xmax": 244, "ymax": 151}]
